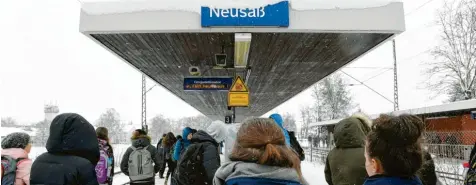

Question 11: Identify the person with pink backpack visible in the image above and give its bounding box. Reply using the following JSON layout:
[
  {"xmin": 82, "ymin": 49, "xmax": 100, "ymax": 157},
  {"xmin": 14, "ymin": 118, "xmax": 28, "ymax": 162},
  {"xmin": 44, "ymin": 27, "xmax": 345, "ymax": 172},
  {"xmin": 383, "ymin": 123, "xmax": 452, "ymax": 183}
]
[
  {"xmin": 1, "ymin": 132, "xmax": 33, "ymax": 185},
  {"xmin": 95, "ymin": 127, "xmax": 115, "ymax": 185}
]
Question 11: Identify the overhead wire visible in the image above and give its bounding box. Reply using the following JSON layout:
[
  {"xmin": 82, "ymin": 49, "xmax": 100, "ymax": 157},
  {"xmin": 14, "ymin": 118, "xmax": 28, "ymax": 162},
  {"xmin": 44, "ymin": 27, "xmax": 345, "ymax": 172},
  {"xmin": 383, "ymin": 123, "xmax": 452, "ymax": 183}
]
[
  {"xmin": 362, "ymin": 68, "xmax": 394, "ymax": 83},
  {"xmin": 405, "ymin": 0, "xmax": 437, "ymax": 17},
  {"xmin": 342, "ymin": 0, "xmax": 439, "ymax": 96}
]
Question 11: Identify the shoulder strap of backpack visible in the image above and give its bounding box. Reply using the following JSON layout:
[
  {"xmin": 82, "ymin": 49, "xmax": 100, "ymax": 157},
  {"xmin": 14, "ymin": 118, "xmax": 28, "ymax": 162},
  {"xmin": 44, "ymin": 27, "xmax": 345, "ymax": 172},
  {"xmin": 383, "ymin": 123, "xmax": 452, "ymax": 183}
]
[
  {"xmin": 471, "ymin": 153, "xmax": 476, "ymax": 169},
  {"xmin": 192, "ymin": 144, "xmax": 203, "ymax": 158},
  {"xmin": 16, "ymin": 158, "xmax": 25, "ymax": 166},
  {"xmin": 1, "ymin": 155, "xmax": 22, "ymax": 175}
]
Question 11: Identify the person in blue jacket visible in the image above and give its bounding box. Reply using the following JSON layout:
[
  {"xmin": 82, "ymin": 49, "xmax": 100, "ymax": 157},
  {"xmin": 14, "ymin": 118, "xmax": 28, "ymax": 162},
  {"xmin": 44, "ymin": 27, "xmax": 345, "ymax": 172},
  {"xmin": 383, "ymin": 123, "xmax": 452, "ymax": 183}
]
[
  {"xmin": 269, "ymin": 113, "xmax": 291, "ymax": 146},
  {"xmin": 364, "ymin": 114, "xmax": 424, "ymax": 185},
  {"xmin": 172, "ymin": 127, "xmax": 196, "ymax": 161}
]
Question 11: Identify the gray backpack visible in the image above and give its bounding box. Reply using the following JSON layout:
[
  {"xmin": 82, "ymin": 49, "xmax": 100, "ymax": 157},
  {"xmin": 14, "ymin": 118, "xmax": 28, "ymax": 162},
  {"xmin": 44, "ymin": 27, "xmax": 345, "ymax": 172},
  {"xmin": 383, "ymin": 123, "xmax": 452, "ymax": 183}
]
[{"xmin": 128, "ymin": 146, "xmax": 155, "ymax": 182}]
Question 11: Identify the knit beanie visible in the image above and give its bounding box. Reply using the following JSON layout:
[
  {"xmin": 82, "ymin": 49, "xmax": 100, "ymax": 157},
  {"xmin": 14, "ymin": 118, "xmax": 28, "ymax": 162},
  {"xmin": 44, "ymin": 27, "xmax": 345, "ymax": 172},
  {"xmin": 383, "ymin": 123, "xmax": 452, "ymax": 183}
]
[{"xmin": 1, "ymin": 132, "xmax": 31, "ymax": 149}]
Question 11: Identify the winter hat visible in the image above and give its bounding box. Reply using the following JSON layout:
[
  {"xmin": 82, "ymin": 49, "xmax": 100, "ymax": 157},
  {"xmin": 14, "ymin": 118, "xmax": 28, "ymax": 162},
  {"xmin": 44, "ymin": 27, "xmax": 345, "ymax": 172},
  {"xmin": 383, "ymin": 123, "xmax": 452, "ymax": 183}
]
[
  {"xmin": 182, "ymin": 127, "xmax": 193, "ymax": 141},
  {"xmin": 269, "ymin": 113, "xmax": 291, "ymax": 146},
  {"xmin": 207, "ymin": 120, "xmax": 227, "ymax": 143},
  {"xmin": 1, "ymin": 132, "xmax": 31, "ymax": 149},
  {"xmin": 269, "ymin": 114, "xmax": 284, "ymax": 128}
]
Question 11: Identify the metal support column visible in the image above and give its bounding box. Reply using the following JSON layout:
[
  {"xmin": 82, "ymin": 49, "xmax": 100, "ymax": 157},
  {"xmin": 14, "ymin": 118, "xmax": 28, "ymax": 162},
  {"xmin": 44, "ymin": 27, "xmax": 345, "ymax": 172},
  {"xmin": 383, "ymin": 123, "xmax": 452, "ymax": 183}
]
[
  {"xmin": 141, "ymin": 74, "xmax": 147, "ymax": 132},
  {"xmin": 232, "ymin": 107, "xmax": 236, "ymax": 123},
  {"xmin": 392, "ymin": 39, "xmax": 399, "ymax": 111}
]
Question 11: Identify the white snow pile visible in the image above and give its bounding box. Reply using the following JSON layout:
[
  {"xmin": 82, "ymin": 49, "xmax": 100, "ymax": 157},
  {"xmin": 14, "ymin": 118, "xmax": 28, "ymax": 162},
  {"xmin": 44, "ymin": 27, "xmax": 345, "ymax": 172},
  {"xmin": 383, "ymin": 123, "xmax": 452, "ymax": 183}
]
[
  {"xmin": 1, "ymin": 127, "xmax": 37, "ymax": 138},
  {"xmin": 80, "ymin": 0, "xmax": 402, "ymax": 15}
]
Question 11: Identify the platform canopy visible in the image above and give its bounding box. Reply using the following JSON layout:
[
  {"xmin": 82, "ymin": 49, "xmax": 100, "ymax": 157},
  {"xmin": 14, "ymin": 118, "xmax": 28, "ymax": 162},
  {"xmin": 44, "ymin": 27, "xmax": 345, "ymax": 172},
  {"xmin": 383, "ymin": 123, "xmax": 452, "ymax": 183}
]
[{"xmin": 80, "ymin": 0, "xmax": 405, "ymax": 122}]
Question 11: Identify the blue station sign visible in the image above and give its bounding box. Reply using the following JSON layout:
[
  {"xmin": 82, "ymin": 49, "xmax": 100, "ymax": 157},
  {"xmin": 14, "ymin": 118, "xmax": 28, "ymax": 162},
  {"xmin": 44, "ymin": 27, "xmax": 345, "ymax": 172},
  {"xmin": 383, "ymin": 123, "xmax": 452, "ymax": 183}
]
[
  {"xmin": 201, "ymin": 1, "xmax": 289, "ymax": 27},
  {"xmin": 184, "ymin": 77, "xmax": 233, "ymax": 91}
]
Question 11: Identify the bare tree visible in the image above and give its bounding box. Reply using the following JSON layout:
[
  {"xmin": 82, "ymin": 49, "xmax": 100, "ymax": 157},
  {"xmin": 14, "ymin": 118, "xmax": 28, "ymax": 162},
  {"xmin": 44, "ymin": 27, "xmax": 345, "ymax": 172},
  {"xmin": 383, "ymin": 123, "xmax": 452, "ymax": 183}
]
[
  {"xmin": 149, "ymin": 114, "xmax": 172, "ymax": 143},
  {"xmin": 311, "ymin": 85, "xmax": 323, "ymax": 121},
  {"xmin": 35, "ymin": 120, "xmax": 50, "ymax": 145},
  {"xmin": 176, "ymin": 115, "xmax": 212, "ymax": 132},
  {"xmin": 1, "ymin": 117, "xmax": 17, "ymax": 127},
  {"xmin": 312, "ymin": 73, "xmax": 354, "ymax": 120},
  {"xmin": 96, "ymin": 108, "xmax": 125, "ymax": 144},
  {"xmin": 426, "ymin": 0, "xmax": 476, "ymax": 101},
  {"xmin": 299, "ymin": 106, "xmax": 314, "ymax": 137},
  {"xmin": 281, "ymin": 113, "xmax": 297, "ymax": 132}
]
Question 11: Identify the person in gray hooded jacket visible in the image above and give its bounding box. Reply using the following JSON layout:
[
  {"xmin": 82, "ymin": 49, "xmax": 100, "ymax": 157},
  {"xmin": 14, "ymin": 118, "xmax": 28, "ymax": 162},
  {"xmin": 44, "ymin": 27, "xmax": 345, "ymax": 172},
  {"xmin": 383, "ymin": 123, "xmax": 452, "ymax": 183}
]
[
  {"xmin": 121, "ymin": 129, "xmax": 161, "ymax": 185},
  {"xmin": 213, "ymin": 118, "xmax": 306, "ymax": 185}
]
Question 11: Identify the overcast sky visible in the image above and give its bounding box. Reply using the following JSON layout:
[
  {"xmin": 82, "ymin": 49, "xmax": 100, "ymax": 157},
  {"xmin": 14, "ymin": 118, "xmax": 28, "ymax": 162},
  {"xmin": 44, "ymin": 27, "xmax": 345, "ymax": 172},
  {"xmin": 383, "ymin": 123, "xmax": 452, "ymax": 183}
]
[{"xmin": 0, "ymin": 0, "xmax": 448, "ymax": 126}]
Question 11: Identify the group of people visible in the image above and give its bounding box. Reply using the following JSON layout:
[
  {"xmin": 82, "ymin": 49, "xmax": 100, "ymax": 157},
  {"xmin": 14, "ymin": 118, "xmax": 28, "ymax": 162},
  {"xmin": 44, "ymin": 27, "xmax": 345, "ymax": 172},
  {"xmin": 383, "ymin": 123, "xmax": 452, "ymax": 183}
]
[
  {"xmin": 324, "ymin": 113, "xmax": 439, "ymax": 185},
  {"xmin": 1, "ymin": 113, "xmax": 116, "ymax": 185},
  {"xmin": 0, "ymin": 113, "xmax": 305, "ymax": 185},
  {"xmin": 3, "ymin": 112, "xmax": 476, "ymax": 185}
]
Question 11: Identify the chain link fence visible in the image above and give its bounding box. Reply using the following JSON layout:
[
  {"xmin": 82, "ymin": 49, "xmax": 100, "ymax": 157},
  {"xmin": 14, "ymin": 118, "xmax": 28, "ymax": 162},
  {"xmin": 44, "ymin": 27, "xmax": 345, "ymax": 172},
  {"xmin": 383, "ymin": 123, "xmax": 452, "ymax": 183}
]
[{"xmin": 301, "ymin": 131, "xmax": 476, "ymax": 185}]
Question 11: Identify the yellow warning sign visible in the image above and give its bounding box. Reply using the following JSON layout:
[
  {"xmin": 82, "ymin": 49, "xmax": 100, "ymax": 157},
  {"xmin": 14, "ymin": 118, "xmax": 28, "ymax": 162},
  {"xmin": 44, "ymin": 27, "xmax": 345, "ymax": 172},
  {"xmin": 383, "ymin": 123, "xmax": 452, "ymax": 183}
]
[
  {"xmin": 228, "ymin": 76, "xmax": 249, "ymax": 107},
  {"xmin": 228, "ymin": 92, "xmax": 249, "ymax": 107},
  {"xmin": 229, "ymin": 76, "xmax": 249, "ymax": 92}
]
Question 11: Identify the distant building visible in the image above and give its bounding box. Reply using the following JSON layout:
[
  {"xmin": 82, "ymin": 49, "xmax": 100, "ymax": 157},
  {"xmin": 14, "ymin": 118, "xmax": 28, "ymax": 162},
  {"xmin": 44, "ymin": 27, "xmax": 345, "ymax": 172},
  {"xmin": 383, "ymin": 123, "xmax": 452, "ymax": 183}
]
[{"xmin": 44, "ymin": 104, "xmax": 59, "ymax": 123}]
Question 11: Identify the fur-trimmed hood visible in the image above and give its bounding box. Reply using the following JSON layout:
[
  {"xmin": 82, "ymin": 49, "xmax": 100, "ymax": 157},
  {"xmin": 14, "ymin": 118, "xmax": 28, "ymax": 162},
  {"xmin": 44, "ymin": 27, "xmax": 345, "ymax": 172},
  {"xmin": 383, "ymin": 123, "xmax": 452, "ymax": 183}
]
[
  {"xmin": 334, "ymin": 113, "xmax": 372, "ymax": 148},
  {"xmin": 351, "ymin": 113, "xmax": 372, "ymax": 130},
  {"xmin": 131, "ymin": 135, "xmax": 152, "ymax": 148}
]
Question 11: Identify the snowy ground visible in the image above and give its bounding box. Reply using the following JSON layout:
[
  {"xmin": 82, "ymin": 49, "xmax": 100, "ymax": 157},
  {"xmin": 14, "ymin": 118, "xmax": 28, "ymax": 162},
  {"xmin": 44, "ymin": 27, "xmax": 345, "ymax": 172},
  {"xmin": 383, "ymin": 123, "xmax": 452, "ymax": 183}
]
[{"xmin": 302, "ymin": 161, "xmax": 326, "ymax": 184}]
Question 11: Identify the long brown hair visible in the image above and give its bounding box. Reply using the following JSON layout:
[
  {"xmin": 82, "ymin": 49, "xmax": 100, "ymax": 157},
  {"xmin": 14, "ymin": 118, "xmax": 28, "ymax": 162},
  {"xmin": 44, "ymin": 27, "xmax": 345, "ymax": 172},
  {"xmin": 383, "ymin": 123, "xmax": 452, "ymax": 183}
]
[
  {"xmin": 230, "ymin": 118, "xmax": 304, "ymax": 182},
  {"xmin": 163, "ymin": 132, "xmax": 176, "ymax": 148},
  {"xmin": 96, "ymin": 127, "xmax": 109, "ymax": 142}
]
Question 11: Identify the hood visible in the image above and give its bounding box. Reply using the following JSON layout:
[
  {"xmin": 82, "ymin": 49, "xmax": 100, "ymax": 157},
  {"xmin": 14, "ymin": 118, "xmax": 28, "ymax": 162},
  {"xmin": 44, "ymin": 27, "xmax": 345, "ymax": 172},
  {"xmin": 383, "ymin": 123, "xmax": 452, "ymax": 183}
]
[
  {"xmin": 191, "ymin": 130, "xmax": 218, "ymax": 146},
  {"xmin": 269, "ymin": 113, "xmax": 291, "ymax": 146},
  {"xmin": 365, "ymin": 175, "xmax": 422, "ymax": 185},
  {"xmin": 269, "ymin": 114, "xmax": 284, "ymax": 128},
  {"xmin": 182, "ymin": 127, "xmax": 193, "ymax": 142},
  {"xmin": 1, "ymin": 148, "xmax": 29, "ymax": 159},
  {"xmin": 132, "ymin": 135, "xmax": 151, "ymax": 148},
  {"xmin": 215, "ymin": 161, "xmax": 301, "ymax": 183},
  {"xmin": 334, "ymin": 114, "xmax": 371, "ymax": 148},
  {"xmin": 46, "ymin": 113, "xmax": 99, "ymax": 165},
  {"xmin": 207, "ymin": 120, "xmax": 227, "ymax": 143}
]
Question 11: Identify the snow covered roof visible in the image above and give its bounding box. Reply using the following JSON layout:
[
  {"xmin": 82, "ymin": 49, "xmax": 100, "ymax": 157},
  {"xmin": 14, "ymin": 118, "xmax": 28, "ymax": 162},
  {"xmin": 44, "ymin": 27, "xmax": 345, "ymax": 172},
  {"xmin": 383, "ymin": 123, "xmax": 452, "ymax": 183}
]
[
  {"xmin": 81, "ymin": 0, "xmax": 401, "ymax": 15},
  {"xmin": 390, "ymin": 99, "xmax": 476, "ymax": 116},
  {"xmin": 79, "ymin": 0, "xmax": 405, "ymax": 33},
  {"xmin": 309, "ymin": 99, "xmax": 476, "ymax": 128},
  {"xmin": 79, "ymin": 0, "xmax": 405, "ymax": 121}
]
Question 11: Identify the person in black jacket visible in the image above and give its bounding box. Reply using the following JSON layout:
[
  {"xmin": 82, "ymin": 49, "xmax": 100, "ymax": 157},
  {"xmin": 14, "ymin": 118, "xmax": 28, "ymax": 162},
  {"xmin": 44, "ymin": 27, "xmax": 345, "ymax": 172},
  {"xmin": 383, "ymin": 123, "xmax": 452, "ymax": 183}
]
[
  {"xmin": 417, "ymin": 151, "xmax": 437, "ymax": 185},
  {"xmin": 157, "ymin": 133, "xmax": 167, "ymax": 178},
  {"xmin": 30, "ymin": 113, "xmax": 100, "ymax": 185},
  {"xmin": 121, "ymin": 129, "xmax": 161, "ymax": 185},
  {"xmin": 173, "ymin": 130, "xmax": 221, "ymax": 185},
  {"xmin": 162, "ymin": 132, "xmax": 177, "ymax": 184},
  {"xmin": 288, "ymin": 131, "xmax": 305, "ymax": 161}
]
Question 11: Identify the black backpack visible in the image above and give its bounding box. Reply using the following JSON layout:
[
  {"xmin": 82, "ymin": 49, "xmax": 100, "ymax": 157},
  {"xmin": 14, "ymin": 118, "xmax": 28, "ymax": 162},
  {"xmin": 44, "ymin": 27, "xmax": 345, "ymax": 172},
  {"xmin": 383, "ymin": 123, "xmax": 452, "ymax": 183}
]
[
  {"xmin": 172, "ymin": 143, "xmax": 206, "ymax": 185},
  {"xmin": 465, "ymin": 150, "xmax": 476, "ymax": 184},
  {"xmin": 288, "ymin": 131, "xmax": 305, "ymax": 161}
]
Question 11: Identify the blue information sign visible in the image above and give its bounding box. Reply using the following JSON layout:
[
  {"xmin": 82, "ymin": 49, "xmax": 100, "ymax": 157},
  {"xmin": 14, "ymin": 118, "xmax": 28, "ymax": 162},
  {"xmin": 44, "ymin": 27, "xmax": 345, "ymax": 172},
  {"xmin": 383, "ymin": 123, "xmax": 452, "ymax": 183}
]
[
  {"xmin": 201, "ymin": 1, "xmax": 289, "ymax": 27},
  {"xmin": 184, "ymin": 77, "xmax": 233, "ymax": 91}
]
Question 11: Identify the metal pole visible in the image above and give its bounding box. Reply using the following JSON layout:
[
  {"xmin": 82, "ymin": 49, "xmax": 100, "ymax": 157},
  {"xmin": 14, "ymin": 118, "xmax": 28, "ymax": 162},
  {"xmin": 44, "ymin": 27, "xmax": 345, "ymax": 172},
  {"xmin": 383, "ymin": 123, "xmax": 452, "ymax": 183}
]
[
  {"xmin": 141, "ymin": 74, "xmax": 147, "ymax": 132},
  {"xmin": 232, "ymin": 107, "xmax": 236, "ymax": 123},
  {"xmin": 310, "ymin": 136, "xmax": 313, "ymax": 162},
  {"xmin": 392, "ymin": 39, "xmax": 400, "ymax": 111}
]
